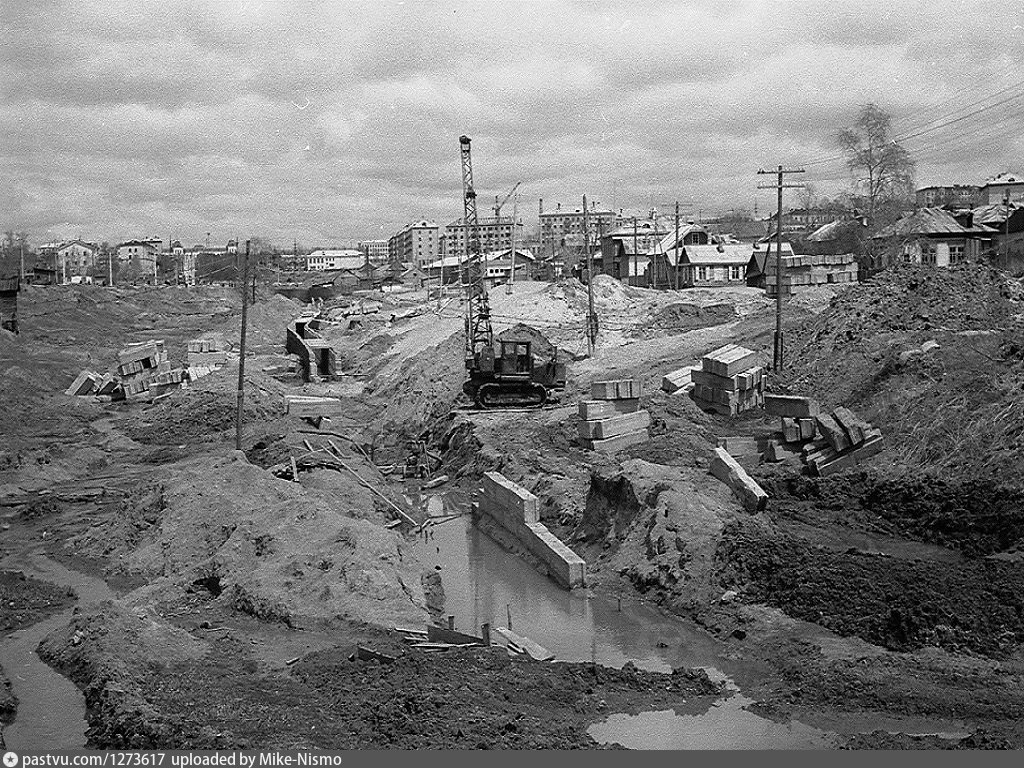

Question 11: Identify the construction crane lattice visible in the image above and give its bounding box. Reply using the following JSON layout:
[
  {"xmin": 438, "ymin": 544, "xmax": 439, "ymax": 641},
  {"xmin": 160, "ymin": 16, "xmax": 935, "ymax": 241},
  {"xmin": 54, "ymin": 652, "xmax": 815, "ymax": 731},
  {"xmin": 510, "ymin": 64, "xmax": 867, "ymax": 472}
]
[{"xmin": 459, "ymin": 135, "xmax": 492, "ymax": 361}]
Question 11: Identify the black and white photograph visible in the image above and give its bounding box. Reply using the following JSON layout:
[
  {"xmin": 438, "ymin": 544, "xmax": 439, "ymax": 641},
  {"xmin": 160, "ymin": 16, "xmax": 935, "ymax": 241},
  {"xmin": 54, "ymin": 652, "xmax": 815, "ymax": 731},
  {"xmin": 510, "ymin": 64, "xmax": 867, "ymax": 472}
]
[{"xmin": 1, "ymin": 0, "xmax": 1023, "ymax": 756}]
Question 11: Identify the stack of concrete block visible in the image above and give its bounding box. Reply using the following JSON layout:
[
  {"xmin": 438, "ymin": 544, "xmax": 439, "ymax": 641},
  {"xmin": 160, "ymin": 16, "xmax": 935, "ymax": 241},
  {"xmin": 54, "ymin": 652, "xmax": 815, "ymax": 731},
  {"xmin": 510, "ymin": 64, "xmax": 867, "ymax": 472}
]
[
  {"xmin": 765, "ymin": 253, "xmax": 859, "ymax": 297},
  {"xmin": 578, "ymin": 379, "xmax": 649, "ymax": 453},
  {"xmin": 186, "ymin": 338, "xmax": 228, "ymax": 367},
  {"xmin": 709, "ymin": 447, "xmax": 768, "ymax": 512},
  {"xmin": 477, "ymin": 471, "xmax": 586, "ymax": 589},
  {"xmin": 661, "ymin": 363, "xmax": 701, "ymax": 394},
  {"xmin": 763, "ymin": 394, "xmax": 820, "ymax": 463},
  {"xmin": 803, "ymin": 406, "xmax": 884, "ymax": 476},
  {"xmin": 690, "ymin": 344, "xmax": 766, "ymax": 416}
]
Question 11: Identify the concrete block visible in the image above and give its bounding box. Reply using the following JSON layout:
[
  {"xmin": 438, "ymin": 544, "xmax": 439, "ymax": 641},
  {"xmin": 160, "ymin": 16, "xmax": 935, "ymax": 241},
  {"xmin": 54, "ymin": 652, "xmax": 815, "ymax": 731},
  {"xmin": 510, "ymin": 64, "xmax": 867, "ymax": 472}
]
[
  {"xmin": 578, "ymin": 410, "xmax": 651, "ymax": 440},
  {"xmin": 815, "ymin": 413, "xmax": 852, "ymax": 453},
  {"xmin": 781, "ymin": 417, "xmax": 801, "ymax": 443},
  {"xmin": 95, "ymin": 373, "xmax": 119, "ymax": 396},
  {"xmin": 702, "ymin": 345, "xmax": 757, "ymax": 378},
  {"xmin": 65, "ymin": 370, "xmax": 100, "ymax": 396},
  {"xmin": 831, "ymin": 407, "xmax": 868, "ymax": 446},
  {"xmin": 798, "ymin": 418, "xmax": 817, "ymax": 441},
  {"xmin": 481, "ymin": 472, "xmax": 539, "ymax": 524},
  {"xmin": 584, "ymin": 428, "xmax": 649, "ymax": 453},
  {"xmin": 187, "ymin": 350, "xmax": 227, "ymax": 366},
  {"xmin": 591, "ymin": 379, "xmax": 640, "ymax": 400},
  {"xmin": 578, "ymin": 398, "xmax": 640, "ymax": 420},
  {"xmin": 523, "ymin": 522, "xmax": 586, "ymax": 589},
  {"xmin": 764, "ymin": 394, "xmax": 820, "ymax": 418},
  {"xmin": 765, "ymin": 440, "xmax": 802, "ymax": 463},
  {"xmin": 718, "ymin": 436, "xmax": 759, "ymax": 455},
  {"xmin": 661, "ymin": 365, "xmax": 701, "ymax": 393},
  {"xmin": 709, "ymin": 447, "xmax": 768, "ymax": 512}
]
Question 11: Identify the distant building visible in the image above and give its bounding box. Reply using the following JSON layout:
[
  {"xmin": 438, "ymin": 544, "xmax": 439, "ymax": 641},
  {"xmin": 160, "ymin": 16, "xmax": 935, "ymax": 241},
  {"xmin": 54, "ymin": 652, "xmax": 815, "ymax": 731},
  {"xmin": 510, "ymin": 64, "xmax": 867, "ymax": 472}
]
[
  {"xmin": 768, "ymin": 207, "xmax": 844, "ymax": 234},
  {"xmin": 597, "ymin": 218, "xmax": 673, "ymax": 285},
  {"xmin": 56, "ymin": 240, "xmax": 99, "ymax": 276},
  {"xmin": 358, "ymin": 239, "xmax": 390, "ymax": 265},
  {"xmin": 305, "ymin": 249, "xmax": 366, "ymax": 271},
  {"xmin": 916, "ymin": 184, "xmax": 980, "ymax": 209},
  {"xmin": 672, "ymin": 243, "xmax": 759, "ymax": 287},
  {"xmin": 979, "ymin": 172, "xmax": 1024, "ymax": 205},
  {"xmin": 116, "ymin": 240, "xmax": 160, "ymax": 278},
  {"xmin": 873, "ymin": 207, "xmax": 991, "ymax": 267},
  {"xmin": 540, "ymin": 203, "xmax": 615, "ymax": 249},
  {"xmin": 444, "ymin": 215, "xmax": 521, "ymax": 259},
  {"xmin": 388, "ymin": 220, "xmax": 441, "ymax": 267}
]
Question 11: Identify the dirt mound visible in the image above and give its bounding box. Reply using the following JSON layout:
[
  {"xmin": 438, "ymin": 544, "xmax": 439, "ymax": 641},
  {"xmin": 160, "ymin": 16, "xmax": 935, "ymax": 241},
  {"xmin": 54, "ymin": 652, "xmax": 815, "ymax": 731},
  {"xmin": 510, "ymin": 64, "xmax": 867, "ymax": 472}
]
[
  {"xmin": 633, "ymin": 302, "xmax": 736, "ymax": 338},
  {"xmin": 66, "ymin": 452, "xmax": 429, "ymax": 629},
  {"xmin": 0, "ymin": 570, "xmax": 76, "ymax": 634},
  {"xmin": 40, "ymin": 602, "xmax": 722, "ymax": 749},
  {"xmin": 777, "ymin": 262, "xmax": 1024, "ymax": 478}
]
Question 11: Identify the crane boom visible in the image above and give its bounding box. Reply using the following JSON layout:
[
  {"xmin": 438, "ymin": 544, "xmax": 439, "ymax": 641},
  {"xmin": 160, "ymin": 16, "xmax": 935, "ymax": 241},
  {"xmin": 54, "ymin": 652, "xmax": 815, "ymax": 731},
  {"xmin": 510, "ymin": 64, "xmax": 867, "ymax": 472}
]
[
  {"xmin": 459, "ymin": 135, "xmax": 492, "ymax": 361},
  {"xmin": 493, "ymin": 181, "xmax": 522, "ymax": 219}
]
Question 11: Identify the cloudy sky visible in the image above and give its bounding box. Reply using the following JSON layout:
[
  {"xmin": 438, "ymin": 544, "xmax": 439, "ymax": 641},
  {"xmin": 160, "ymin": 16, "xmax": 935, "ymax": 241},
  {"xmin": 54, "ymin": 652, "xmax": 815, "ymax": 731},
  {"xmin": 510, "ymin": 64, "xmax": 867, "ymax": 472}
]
[{"xmin": 2, "ymin": 0, "xmax": 1022, "ymax": 247}]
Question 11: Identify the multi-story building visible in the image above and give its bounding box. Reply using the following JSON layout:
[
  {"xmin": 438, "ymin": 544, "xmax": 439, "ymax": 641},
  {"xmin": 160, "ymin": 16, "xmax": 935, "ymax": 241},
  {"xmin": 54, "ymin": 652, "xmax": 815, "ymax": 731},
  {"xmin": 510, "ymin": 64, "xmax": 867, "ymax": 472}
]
[
  {"xmin": 116, "ymin": 240, "xmax": 160, "ymax": 278},
  {"xmin": 388, "ymin": 220, "xmax": 441, "ymax": 267},
  {"xmin": 358, "ymin": 239, "xmax": 390, "ymax": 265},
  {"xmin": 305, "ymin": 249, "xmax": 366, "ymax": 271},
  {"xmin": 540, "ymin": 203, "xmax": 615, "ymax": 249},
  {"xmin": 979, "ymin": 172, "xmax": 1024, "ymax": 205},
  {"xmin": 54, "ymin": 240, "xmax": 99, "ymax": 276},
  {"xmin": 443, "ymin": 215, "xmax": 522, "ymax": 259},
  {"xmin": 916, "ymin": 185, "xmax": 981, "ymax": 209}
]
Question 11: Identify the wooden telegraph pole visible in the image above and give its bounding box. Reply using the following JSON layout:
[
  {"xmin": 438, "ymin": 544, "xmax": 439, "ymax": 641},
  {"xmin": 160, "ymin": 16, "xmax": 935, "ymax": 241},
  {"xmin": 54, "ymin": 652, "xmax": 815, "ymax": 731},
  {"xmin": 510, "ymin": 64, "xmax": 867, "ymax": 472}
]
[
  {"xmin": 673, "ymin": 201, "xmax": 680, "ymax": 290},
  {"xmin": 757, "ymin": 165, "xmax": 804, "ymax": 371},
  {"xmin": 632, "ymin": 216, "xmax": 638, "ymax": 288},
  {"xmin": 583, "ymin": 194, "xmax": 597, "ymax": 356},
  {"xmin": 235, "ymin": 239, "xmax": 250, "ymax": 451}
]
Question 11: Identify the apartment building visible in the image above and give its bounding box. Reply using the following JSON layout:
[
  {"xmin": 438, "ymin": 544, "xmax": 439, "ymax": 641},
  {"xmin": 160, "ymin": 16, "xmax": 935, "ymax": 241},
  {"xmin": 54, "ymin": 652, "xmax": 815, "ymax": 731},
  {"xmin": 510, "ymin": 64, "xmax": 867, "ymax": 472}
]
[
  {"xmin": 540, "ymin": 203, "xmax": 616, "ymax": 249},
  {"xmin": 358, "ymin": 239, "xmax": 390, "ymax": 265},
  {"xmin": 388, "ymin": 220, "xmax": 441, "ymax": 267},
  {"xmin": 443, "ymin": 215, "xmax": 521, "ymax": 259}
]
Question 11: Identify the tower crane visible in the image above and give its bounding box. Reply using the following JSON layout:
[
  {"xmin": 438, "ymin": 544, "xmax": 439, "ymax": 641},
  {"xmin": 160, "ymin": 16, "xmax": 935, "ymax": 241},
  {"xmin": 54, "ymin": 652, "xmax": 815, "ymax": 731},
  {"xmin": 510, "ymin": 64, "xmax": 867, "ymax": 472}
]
[
  {"xmin": 457, "ymin": 135, "xmax": 565, "ymax": 408},
  {"xmin": 493, "ymin": 181, "xmax": 522, "ymax": 220}
]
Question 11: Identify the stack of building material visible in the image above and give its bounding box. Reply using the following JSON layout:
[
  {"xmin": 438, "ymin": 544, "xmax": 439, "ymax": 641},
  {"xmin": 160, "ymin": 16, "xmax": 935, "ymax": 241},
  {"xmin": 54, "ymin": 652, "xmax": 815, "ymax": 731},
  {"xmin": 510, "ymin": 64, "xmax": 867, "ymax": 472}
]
[
  {"xmin": 661, "ymin": 363, "xmax": 701, "ymax": 394},
  {"xmin": 186, "ymin": 338, "xmax": 228, "ymax": 366},
  {"xmin": 64, "ymin": 370, "xmax": 103, "ymax": 396},
  {"xmin": 578, "ymin": 379, "xmax": 649, "ymax": 453},
  {"xmin": 765, "ymin": 253, "xmax": 859, "ymax": 297},
  {"xmin": 763, "ymin": 394, "xmax": 820, "ymax": 463},
  {"xmin": 802, "ymin": 406, "xmax": 884, "ymax": 476},
  {"xmin": 690, "ymin": 344, "xmax": 766, "ymax": 416},
  {"xmin": 118, "ymin": 341, "xmax": 171, "ymax": 400},
  {"xmin": 709, "ymin": 447, "xmax": 768, "ymax": 512},
  {"xmin": 476, "ymin": 471, "xmax": 586, "ymax": 589}
]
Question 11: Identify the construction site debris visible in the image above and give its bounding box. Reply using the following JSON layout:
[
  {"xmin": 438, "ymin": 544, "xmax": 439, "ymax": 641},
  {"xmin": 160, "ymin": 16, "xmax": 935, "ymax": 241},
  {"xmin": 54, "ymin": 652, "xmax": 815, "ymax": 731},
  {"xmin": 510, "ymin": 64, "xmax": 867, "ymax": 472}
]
[
  {"xmin": 284, "ymin": 395, "xmax": 346, "ymax": 417},
  {"xmin": 476, "ymin": 473, "xmax": 586, "ymax": 589},
  {"xmin": 286, "ymin": 314, "xmax": 338, "ymax": 383},
  {"xmin": 717, "ymin": 436, "xmax": 761, "ymax": 472},
  {"xmin": 661, "ymin": 364, "xmax": 701, "ymax": 394},
  {"xmin": 690, "ymin": 344, "xmax": 766, "ymax": 416},
  {"xmin": 764, "ymin": 393, "xmax": 820, "ymax": 418},
  {"xmin": 492, "ymin": 626, "xmax": 555, "ymax": 662},
  {"xmin": 709, "ymin": 446, "xmax": 768, "ymax": 512},
  {"xmin": 579, "ymin": 379, "xmax": 650, "ymax": 452}
]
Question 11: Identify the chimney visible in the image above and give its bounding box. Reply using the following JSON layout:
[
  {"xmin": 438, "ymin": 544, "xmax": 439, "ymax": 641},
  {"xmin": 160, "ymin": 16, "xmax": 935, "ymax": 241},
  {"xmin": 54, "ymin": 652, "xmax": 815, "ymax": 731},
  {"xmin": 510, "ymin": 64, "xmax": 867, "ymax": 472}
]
[
  {"xmin": 556, "ymin": 202, "xmax": 561, "ymax": 211},
  {"xmin": 539, "ymin": 198, "xmax": 544, "ymax": 215}
]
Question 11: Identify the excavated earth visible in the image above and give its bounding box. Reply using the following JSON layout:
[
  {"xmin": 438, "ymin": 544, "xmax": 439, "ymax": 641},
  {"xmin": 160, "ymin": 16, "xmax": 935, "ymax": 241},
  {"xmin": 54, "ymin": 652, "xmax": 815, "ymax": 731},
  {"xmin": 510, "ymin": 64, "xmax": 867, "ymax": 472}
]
[{"xmin": 3, "ymin": 268, "xmax": 1024, "ymax": 749}]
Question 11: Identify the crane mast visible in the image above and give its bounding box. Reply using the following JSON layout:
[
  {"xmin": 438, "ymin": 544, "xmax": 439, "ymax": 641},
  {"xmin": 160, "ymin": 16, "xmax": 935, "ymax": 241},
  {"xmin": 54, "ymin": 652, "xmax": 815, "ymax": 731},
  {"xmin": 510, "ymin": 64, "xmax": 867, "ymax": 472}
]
[{"xmin": 459, "ymin": 135, "xmax": 492, "ymax": 362}]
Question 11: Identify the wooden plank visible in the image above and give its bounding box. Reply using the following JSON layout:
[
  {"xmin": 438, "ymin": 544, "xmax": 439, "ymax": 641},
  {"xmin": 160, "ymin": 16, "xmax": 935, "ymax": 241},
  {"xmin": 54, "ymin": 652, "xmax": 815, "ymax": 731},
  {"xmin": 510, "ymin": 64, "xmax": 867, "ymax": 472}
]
[
  {"xmin": 426, "ymin": 624, "xmax": 485, "ymax": 646},
  {"xmin": 492, "ymin": 627, "xmax": 554, "ymax": 661}
]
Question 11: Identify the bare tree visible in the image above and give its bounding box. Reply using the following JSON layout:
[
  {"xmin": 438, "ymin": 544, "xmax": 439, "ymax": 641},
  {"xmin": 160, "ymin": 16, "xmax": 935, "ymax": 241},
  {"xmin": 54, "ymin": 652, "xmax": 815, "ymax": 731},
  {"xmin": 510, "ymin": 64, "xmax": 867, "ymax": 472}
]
[
  {"xmin": 799, "ymin": 183, "xmax": 818, "ymax": 212},
  {"xmin": 837, "ymin": 103, "xmax": 915, "ymax": 227}
]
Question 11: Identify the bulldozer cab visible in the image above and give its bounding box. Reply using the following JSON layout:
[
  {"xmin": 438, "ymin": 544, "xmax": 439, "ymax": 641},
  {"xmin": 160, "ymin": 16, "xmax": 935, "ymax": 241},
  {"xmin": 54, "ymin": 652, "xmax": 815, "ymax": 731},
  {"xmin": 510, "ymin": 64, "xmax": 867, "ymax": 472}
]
[{"xmin": 499, "ymin": 340, "xmax": 532, "ymax": 374}]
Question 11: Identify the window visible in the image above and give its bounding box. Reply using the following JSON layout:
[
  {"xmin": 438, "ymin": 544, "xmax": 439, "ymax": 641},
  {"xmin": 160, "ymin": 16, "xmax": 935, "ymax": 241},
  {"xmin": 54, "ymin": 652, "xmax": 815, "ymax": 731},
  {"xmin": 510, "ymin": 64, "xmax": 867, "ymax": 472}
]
[
  {"xmin": 697, "ymin": 266, "xmax": 707, "ymax": 282},
  {"xmin": 921, "ymin": 243, "xmax": 937, "ymax": 265},
  {"xmin": 949, "ymin": 243, "xmax": 965, "ymax": 264},
  {"xmin": 730, "ymin": 265, "xmax": 742, "ymax": 280}
]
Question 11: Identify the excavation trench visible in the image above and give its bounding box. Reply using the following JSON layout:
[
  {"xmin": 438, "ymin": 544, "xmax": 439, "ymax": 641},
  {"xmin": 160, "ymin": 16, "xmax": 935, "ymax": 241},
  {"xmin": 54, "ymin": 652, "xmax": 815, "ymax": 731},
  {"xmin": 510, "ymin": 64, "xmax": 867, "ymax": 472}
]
[
  {"xmin": 410, "ymin": 491, "xmax": 972, "ymax": 749},
  {"xmin": 0, "ymin": 524, "xmax": 115, "ymax": 750}
]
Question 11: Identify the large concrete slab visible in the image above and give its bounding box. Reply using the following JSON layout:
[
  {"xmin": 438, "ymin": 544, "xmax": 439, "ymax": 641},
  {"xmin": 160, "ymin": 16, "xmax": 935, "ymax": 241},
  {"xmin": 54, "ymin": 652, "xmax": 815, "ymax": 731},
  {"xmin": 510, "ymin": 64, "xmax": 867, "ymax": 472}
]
[
  {"xmin": 583, "ymin": 427, "xmax": 649, "ymax": 453},
  {"xmin": 578, "ymin": 398, "xmax": 640, "ymax": 420},
  {"xmin": 481, "ymin": 472, "xmax": 539, "ymax": 523},
  {"xmin": 702, "ymin": 345, "xmax": 757, "ymax": 378},
  {"xmin": 591, "ymin": 379, "xmax": 641, "ymax": 400},
  {"xmin": 764, "ymin": 394, "xmax": 820, "ymax": 418},
  {"xmin": 709, "ymin": 447, "xmax": 768, "ymax": 512},
  {"xmin": 578, "ymin": 410, "xmax": 651, "ymax": 440}
]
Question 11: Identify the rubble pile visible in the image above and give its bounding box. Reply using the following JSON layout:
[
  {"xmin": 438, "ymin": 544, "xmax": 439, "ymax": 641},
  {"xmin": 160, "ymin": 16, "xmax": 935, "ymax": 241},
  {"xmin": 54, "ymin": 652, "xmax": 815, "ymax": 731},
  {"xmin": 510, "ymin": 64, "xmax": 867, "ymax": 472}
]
[
  {"xmin": 690, "ymin": 344, "xmax": 766, "ymax": 416},
  {"xmin": 65, "ymin": 337, "xmax": 226, "ymax": 403},
  {"xmin": 764, "ymin": 394, "xmax": 884, "ymax": 476},
  {"xmin": 578, "ymin": 379, "xmax": 650, "ymax": 453}
]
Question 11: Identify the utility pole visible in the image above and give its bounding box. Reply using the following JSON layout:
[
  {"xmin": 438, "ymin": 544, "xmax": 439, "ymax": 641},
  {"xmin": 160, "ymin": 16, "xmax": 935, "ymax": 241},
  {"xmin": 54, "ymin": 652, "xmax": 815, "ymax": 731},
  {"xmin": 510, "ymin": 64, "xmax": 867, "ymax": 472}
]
[
  {"xmin": 235, "ymin": 240, "xmax": 250, "ymax": 452},
  {"xmin": 20, "ymin": 242, "xmax": 25, "ymax": 283},
  {"xmin": 632, "ymin": 216, "xmax": 638, "ymax": 287},
  {"xmin": 507, "ymin": 192, "xmax": 518, "ymax": 295},
  {"xmin": 583, "ymin": 194, "xmax": 596, "ymax": 356},
  {"xmin": 757, "ymin": 165, "xmax": 805, "ymax": 371},
  {"xmin": 107, "ymin": 247, "xmax": 112, "ymax": 287},
  {"xmin": 1004, "ymin": 192, "xmax": 1011, "ymax": 261},
  {"xmin": 674, "ymin": 201, "xmax": 680, "ymax": 290}
]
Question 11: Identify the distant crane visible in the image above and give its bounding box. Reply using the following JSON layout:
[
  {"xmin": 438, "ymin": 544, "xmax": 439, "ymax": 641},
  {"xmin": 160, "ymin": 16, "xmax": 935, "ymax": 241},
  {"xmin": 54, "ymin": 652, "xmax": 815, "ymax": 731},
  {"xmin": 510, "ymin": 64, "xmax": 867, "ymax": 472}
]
[{"xmin": 493, "ymin": 181, "xmax": 522, "ymax": 220}]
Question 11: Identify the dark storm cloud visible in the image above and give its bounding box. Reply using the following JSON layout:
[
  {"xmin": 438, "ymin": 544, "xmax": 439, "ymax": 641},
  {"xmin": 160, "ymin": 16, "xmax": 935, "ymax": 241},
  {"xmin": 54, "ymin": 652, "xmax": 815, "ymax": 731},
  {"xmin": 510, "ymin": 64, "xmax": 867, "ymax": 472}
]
[{"xmin": 2, "ymin": 0, "xmax": 1022, "ymax": 245}]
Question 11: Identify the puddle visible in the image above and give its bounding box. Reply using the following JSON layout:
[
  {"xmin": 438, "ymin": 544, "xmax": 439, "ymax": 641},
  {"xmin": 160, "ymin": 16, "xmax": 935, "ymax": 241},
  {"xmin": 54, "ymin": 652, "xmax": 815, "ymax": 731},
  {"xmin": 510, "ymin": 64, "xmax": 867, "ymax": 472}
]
[
  {"xmin": 1, "ymin": 535, "xmax": 115, "ymax": 750},
  {"xmin": 588, "ymin": 695, "xmax": 836, "ymax": 750}
]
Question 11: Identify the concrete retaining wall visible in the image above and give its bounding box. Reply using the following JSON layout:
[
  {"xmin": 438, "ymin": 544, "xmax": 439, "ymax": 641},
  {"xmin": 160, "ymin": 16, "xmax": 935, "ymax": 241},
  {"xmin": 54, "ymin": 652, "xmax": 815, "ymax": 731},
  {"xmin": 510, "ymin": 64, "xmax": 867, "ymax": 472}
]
[{"xmin": 477, "ymin": 472, "xmax": 586, "ymax": 589}]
